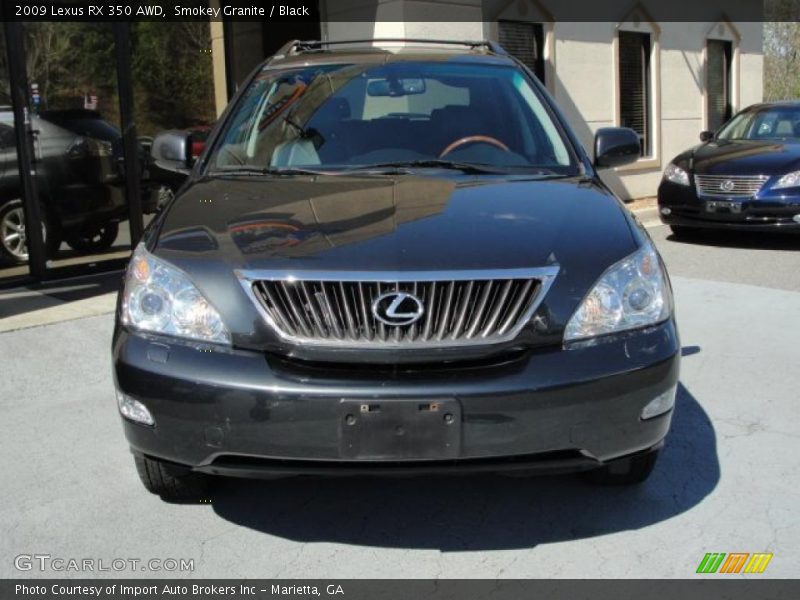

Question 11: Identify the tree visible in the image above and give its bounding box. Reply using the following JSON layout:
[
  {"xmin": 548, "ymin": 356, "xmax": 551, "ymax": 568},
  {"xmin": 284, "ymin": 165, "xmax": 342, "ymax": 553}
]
[{"xmin": 764, "ymin": 0, "xmax": 800, "ymax": 100}]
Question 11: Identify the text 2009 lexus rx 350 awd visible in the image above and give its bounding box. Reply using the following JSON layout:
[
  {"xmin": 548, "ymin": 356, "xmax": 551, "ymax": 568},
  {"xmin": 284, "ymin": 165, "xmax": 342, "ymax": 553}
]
[{"xmin": 112, "ymin": 40, "xmax": 679, "ymax": 500}]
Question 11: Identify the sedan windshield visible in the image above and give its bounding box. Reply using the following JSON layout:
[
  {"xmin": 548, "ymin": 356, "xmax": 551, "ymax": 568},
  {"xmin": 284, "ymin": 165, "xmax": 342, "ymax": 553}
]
[
  {"xmin": 717, "ymin": 106, "xmax": 800, "ymax": 142},
  {"xmin": 209, "ymin": 61, "xmax": 576, "ymax": 174}
]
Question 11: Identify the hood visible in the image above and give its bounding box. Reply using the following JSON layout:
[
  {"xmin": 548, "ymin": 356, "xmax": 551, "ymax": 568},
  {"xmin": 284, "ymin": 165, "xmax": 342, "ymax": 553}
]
[
  {"xmin": 151, "ymin": 174, "xmax": 639, "ymax": 352},
  {"xmin": 676, "ymin": 139, "xmax": 800, "ymax": 175}
]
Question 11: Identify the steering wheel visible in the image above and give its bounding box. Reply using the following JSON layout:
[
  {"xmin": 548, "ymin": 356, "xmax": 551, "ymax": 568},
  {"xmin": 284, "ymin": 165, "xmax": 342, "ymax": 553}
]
[{"xmin": 439, "ymin": 135, "xmax": 510, "ymax": 158}]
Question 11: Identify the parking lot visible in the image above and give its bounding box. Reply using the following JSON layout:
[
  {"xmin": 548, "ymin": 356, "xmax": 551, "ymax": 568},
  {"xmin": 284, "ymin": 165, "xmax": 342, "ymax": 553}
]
[{"xmin": 1, "ymin": 222, "xmax": 798, "ymax": 579}]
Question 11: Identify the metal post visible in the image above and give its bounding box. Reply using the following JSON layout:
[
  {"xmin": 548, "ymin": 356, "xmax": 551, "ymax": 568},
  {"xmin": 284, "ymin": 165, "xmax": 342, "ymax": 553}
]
[
  {"xmin": 113, "ymin": 22, "xmax": 144, "ymax": 247},
  {"xmin": 222, "ymin": 18, "xmax": 237, "ymax": 99},
  {"xmin": 3, "ymin": 21, "xmax": 46, "ymax": 279}
]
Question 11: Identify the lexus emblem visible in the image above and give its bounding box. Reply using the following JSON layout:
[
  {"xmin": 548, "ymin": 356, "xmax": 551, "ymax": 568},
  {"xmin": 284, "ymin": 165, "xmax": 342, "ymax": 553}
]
[
  {"xmin": 372, "ymin": 291, "xmax": 424, "ymax": 326},
  {"xmin": 720, "ymin": 179, "xmax": 736, "ymax": 192}
]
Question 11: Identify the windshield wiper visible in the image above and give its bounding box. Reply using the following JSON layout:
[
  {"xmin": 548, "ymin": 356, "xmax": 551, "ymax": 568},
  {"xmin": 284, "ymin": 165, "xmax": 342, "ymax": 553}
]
[
  {"xmin": 209, "ymin": 165, "xmax": 331, "ymax": 177},
  {"xmin": 344, "ymin": 159, "xmax": 508, "ymax": 174},
  {"xmin": 344, "ymin": 160, "xmax": 565, "ymax": 176}
]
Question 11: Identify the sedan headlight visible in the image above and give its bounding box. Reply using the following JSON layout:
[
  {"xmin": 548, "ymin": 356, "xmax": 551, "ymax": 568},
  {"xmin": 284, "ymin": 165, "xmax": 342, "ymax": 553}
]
[
  {"xmin": 564, "ymin": 241, "xmax": 671, "ymax": 341},
  {"xmin": 663, "ymin": 163, "xmax": 690, "ymax": 186},
  {"xmin": 771, "ymin": 170, "xmax": 800, "ymax": 190},
  {"xmin": 122, "ymin": 243, "xmax": 230, "ymax": 344}
]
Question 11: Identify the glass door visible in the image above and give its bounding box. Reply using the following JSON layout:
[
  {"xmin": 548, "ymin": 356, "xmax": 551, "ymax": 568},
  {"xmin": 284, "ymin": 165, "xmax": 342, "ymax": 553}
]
[
  {"xmin": 0, "ymin": 25, "xmax": 32, "ymax": 285},
  {"xmin": 20, "ymin": 22, "xmax": 134, "ymax": 277}
]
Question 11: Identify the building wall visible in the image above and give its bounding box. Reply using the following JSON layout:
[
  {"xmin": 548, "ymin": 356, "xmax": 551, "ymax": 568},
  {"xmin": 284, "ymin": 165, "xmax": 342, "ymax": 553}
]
[
  {"xmin": 219, "ymin": 0, "xmax": 764, "ymax": 200},
  {"xmin": 539, "ymin": 19, "xmax": 764, "ymax": 199}
]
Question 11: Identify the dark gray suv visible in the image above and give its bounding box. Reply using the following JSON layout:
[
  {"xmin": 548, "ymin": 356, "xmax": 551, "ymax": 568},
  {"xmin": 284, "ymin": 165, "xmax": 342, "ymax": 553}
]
[{"xmin": 112, "ymin": 40, "xmax": 679, "ymax": 501}]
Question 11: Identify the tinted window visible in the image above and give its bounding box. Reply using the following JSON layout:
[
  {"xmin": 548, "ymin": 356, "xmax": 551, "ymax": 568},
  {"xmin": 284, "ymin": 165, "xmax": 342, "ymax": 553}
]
[{"xmin": 718, "ymin": 106, "xmax": 800, "ymax": 141}]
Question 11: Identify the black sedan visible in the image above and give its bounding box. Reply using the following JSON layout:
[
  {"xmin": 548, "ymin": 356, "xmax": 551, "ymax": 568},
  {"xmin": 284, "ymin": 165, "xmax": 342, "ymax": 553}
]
[{"xmin": 658, "ymin": 101, "xmax": 800, "ymax": 236}]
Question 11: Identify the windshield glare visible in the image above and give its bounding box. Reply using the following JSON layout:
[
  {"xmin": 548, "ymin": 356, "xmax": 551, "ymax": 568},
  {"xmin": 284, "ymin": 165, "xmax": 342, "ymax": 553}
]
[
  {"xmin": 717, "ymin": 106, "xmax": 800, "ymax": 141},
  {"xmin": 210, "ymin": 62, "xmax": 575, "ymax": 173}
]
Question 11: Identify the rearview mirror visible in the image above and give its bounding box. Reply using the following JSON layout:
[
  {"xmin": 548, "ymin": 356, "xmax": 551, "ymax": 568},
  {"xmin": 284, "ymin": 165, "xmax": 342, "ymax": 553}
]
[
  {"xmin": 699, "ymin": 130, "xmax": 715, "ymax": 142},
  {"xmin": 594, "ymin": 127, "xmax": 641, "ymax": 169},
  {"xmin": 151, "ymin": 130, "xmax": 193, "ymax": 174},
  {"xmin": 367, "ymin": 77, "xmax": 426, "ymax": 97}
]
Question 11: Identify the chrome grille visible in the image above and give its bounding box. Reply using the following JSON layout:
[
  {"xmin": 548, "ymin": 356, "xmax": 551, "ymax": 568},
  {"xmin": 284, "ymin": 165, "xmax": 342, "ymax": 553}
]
[
  {"xmin": 240, "ymin": 269, "xmax": 558, "ymax": 348},
  {"xmin": 694, "ymin": 174, "xmax": 769, "ymax": 198}
]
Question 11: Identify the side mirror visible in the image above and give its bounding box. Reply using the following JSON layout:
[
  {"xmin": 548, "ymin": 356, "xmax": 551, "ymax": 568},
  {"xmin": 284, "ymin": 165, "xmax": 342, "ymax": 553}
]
[
  {"xmin": 699, "ymin": 130, "xmax": 715, "ymax": 142},
  {"xmin": 594, "ymin": 127, "xmax": 641, "ymax": 169},
  {"xmin": 151, "ymin": 130, "xmax": 193, "ymax": 174}
]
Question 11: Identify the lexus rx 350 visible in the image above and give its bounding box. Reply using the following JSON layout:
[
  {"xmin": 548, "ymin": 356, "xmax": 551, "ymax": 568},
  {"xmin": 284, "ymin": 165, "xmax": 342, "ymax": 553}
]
[{"xmin": 112, "ymin": 40, "xmax": 679, "ymax": 500}]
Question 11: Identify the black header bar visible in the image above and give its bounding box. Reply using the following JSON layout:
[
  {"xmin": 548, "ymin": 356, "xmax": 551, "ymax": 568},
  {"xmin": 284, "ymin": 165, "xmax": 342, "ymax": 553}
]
[{"xmin": 0, "ymin": 0, "xmax": 791, "ymax": 23}]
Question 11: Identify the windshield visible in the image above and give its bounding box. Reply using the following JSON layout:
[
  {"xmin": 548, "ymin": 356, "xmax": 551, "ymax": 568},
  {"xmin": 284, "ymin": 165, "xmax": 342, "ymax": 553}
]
[
  {"xmin": 717, "ymin": 106, "xmax": 800, "ymax": 142},
  {"xmin": 208, "ymin": 61, "xmax": 576, "ymax": 174}
]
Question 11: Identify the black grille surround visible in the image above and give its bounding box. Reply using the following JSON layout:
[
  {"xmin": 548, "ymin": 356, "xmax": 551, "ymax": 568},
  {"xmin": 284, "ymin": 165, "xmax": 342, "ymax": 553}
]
[{"xmin": 237, "ymin": 268, "xmax": 559, "ymax": 349}]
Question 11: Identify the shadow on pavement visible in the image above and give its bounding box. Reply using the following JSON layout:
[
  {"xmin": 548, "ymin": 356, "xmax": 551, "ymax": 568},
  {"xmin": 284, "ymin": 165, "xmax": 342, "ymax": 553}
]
[
  {"xmin": 0, "ymin": 271, "xmax": 121, "ymax": 320},
  {"xmin": 211, "ymin": 372, "xmax": 718, "ymax": 551},
  {"xmin": 668, "ymin": 228, "xmax": 800, "ymax": 251}
]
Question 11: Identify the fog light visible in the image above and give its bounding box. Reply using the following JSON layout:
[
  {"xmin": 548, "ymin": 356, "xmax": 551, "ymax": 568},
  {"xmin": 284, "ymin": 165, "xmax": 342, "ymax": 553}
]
[
  {"xmin": 793, "ymin": 214, "xmax": 800, "ymax": 223},
  {"xmin": 660, "ymin": 207, "xmax": 672, "ymax": 215},
  {"xmin": 116, "ymin": 390, "xmax": 154, "ymax": 425},
  {"xmin": 641, "ymin": 385, "xmax": 677, "ymax": 420}
]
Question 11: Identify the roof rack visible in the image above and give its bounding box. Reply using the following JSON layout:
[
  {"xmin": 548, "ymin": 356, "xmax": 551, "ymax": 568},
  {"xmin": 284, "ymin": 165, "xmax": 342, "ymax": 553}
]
[{"xmin": 274, "ymin": 38, "xmax": 508, "ymax": 57}]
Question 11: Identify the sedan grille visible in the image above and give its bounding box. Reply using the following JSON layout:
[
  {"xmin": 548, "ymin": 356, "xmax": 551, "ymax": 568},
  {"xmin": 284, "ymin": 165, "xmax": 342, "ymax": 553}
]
[
  {"xmin": 694, "ymin": 174, "xmax": 769, "ymax": 198},
  {"xmin": 241, "ymin": 269, "xmax": 557, "ymax": 348}
]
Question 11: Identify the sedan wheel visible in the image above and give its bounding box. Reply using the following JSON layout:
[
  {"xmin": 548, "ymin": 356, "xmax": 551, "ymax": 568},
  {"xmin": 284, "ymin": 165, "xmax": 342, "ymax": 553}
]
[{"xmin": 0, "ymin": 200, "xmax": 51, "ymax": 264}]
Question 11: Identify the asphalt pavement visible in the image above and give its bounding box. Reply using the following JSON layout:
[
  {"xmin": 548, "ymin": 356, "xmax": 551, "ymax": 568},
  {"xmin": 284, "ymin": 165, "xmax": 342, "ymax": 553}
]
[{"xmin": 1, "ymin": 224, "xmax": 798, "ymax": 578}]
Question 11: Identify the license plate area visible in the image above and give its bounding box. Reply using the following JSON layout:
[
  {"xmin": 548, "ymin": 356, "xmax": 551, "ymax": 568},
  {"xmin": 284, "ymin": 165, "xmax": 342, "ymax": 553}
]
[
  {"xmin": 705, "ymin": 200, "xmax": 743, "ymax": 214},
  {"xmin": 338, "ymin": 399, "xmax": 461, "ymax": 460}
]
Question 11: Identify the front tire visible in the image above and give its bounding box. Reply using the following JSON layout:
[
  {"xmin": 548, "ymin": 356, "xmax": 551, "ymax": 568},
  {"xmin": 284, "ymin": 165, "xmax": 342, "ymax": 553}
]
[
  {"xmin": 582, "ymin": 450, "xmax": 660, "ymax": 485},
  {"xmin": 65, "ymin": 221, "xmax": 119, "ymax": 253},
  {"xmin": 134, "ymin": 455, "xmax": 210, "ymax": 501}
]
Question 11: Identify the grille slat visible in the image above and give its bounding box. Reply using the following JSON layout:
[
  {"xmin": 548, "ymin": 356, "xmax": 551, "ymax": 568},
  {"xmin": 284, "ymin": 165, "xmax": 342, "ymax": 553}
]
[
  {"xmin": 466, "ymin": 281, "xmax": 495, "ymax": 339},
  {"xmin": 436, "ymin": 281, "xmax": 456, "ymax": 340},
  {"xmin": 250, "ymin": 272, "xmax": 551, "ymax": 348},
  {"xmin": 498, "ymin": 279, "xmax": 534, "ymax": 335},
  {"xmin": 421, "ymin": 281, "xmax": 437, "ymax": 341},
  {"xmin": 299, "ymin": 282, "xmax": 328, "ymax": 338},
  {"xmin": 450, "ymin": 280, "xmax": 475, "ymax": 340},
  {"xmin": 481, "ymin": 279, "xmax": 514, "ymax": 337},
  {"xmin": 280, "ymin": 283, "xmax": 313, "ymax": 338},
  {"xmin": 695, "ymin": 174, "xmax": 768, "ymax": 198},
  {"xmin": 259, "ymin": 284, "xmax": 296, "ymax": 336}
]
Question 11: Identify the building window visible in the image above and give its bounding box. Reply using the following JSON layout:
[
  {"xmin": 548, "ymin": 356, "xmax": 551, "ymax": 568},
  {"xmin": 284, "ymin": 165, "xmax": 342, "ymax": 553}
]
[
  {"xmin": 498, "ymin": 21, "xmax": 545, "ymax": 84},
  {"xmin": 618, "ymin": 31, "xmax": 652, "ymax": 157},
  {"xmin": 707, "ymin": 39, "xmax": 733, "ymax": 131}
]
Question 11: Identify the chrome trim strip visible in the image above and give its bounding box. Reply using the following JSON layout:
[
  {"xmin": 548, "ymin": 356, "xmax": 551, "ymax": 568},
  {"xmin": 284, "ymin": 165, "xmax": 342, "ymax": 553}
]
[
  {"xmin": 236, "ymin": 266, "xmax": 560, "ymax": 350},
  {"xmin": 237, "ymin": 267, "xmax": 558, "ymax": 283}
]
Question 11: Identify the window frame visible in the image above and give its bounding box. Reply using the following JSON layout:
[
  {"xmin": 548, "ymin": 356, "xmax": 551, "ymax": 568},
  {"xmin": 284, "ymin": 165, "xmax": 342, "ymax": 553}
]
[
  {"xmin": 613, "ymin": 19, "xmax": 661, "ymax": 172},
  {"xmin": 703, "ymin": 20, "xmax": 741, "ymax": 133}
]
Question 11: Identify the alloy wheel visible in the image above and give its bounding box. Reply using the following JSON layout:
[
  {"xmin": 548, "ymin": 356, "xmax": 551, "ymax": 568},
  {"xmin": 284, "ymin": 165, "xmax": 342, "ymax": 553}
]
[{"xmin": 1, "ymin": 206, "xmax": 30, "ymax": 261}]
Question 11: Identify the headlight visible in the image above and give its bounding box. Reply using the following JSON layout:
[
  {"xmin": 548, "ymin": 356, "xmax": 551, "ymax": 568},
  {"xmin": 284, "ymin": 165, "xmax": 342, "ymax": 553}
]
[
  {"xmin": 564, "ymin": 241, "xmax": 671, "ymax": 341},
  {"xmin": 771, "ymin": 170, "xmax": 800, "ymax": 190},
  {"xmin": 663, "ymin": 163, "xmax": 690, "ymax": 186},
  {"xmin": 122, "ymin": 243, "xmax": 230, "ymax": 344}
]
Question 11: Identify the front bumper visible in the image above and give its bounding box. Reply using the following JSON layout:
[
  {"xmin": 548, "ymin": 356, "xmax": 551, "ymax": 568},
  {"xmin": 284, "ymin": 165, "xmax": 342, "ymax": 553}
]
[
  {"xmin": 112, "ymin": 320, "xmax": 680, "ymax": 476},
  {"xmin": 658, "ymin": 180, "xmax": 800, "ymax": 232}
]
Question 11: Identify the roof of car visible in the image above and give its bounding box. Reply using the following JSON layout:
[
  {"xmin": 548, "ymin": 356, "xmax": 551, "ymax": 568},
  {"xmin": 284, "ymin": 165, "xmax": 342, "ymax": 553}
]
[
  {"xmin": 265, "ymin": 39, "xmax": 517, "ymax": 68},
  {"xmin": 746, "ymin": 100, "xmax": 800, "ymax": 110}
]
